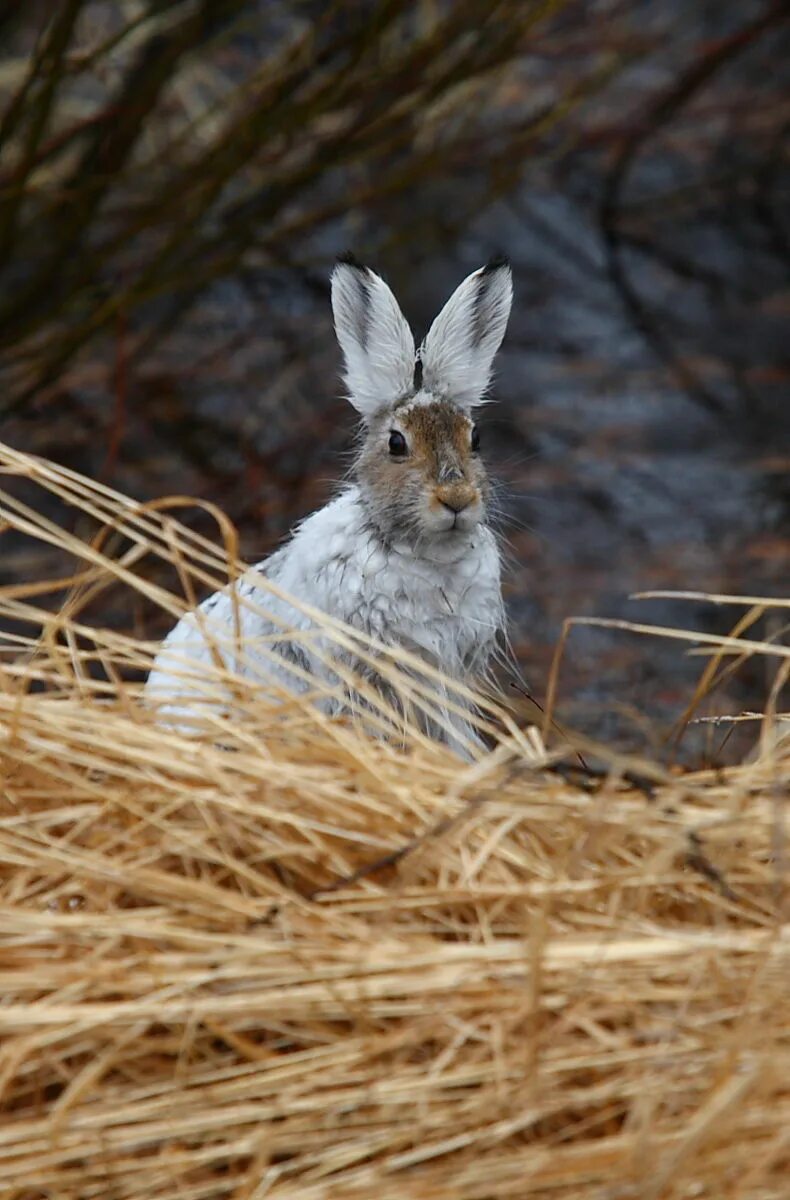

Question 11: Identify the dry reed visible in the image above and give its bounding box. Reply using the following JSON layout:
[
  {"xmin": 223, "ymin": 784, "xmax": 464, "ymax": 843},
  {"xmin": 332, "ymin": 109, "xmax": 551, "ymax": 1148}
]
[{"xmin": 0, "ymin": 441, "xmax": 787, "ymax": 1200}]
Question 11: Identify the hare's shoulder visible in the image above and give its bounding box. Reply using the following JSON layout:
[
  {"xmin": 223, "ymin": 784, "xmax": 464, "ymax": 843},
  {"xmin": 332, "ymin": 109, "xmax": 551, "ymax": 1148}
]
[{"xmin": 266, "ymin": 486, "xmax": 373, "ymax": 599}]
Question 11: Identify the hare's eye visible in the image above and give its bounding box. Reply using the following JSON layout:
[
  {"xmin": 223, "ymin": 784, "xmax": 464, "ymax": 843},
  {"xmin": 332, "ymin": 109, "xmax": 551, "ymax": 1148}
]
[
  {"xmin": 471, "ymin": 424, "xmax": 480, "ymax": 452},
  {"xmin": 388, "ymin": 431, "xmax": 408, "ymax": 457}
]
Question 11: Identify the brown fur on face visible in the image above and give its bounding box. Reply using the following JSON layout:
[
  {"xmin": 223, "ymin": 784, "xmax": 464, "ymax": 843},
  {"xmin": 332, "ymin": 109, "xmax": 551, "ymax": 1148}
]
[
  {"xmin": 400, "ymin": 402, "xmax": 480, "ymax": 513},
  {"xmin": 356, "ymin": 398, "xmax": 488, "ymax": 542}
]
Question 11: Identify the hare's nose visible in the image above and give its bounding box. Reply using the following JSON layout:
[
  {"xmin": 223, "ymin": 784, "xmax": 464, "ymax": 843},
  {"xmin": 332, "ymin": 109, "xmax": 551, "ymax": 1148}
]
[{"xmin": 436, "ymin": 483, "xmax": 476, "ymax": 513}]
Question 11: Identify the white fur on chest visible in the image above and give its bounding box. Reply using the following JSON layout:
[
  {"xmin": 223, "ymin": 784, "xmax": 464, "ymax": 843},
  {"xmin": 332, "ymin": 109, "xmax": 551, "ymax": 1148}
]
[
  {"xmin": 266, "ymin": 488, "xmax": 502, "ymax": 674},
  {"xmin": 145, "ymin": 488, "xmax": 503, "ymax": 721}
]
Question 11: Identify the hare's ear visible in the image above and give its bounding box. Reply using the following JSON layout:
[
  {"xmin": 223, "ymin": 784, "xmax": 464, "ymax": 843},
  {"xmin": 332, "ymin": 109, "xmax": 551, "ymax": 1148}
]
[
  {"xmin": 331, "ymin": 254, "xmax": 415, "ymax": 418},
  {"xmin": 420, "ymin": 258, "xmax": 512, "ymax": 410}
]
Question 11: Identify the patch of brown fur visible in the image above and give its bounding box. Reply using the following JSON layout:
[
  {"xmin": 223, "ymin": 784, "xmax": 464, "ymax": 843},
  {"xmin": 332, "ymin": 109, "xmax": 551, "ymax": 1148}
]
[{"xmin": 398, "ymin": 401, "xmax": 483, "ymax": 512}]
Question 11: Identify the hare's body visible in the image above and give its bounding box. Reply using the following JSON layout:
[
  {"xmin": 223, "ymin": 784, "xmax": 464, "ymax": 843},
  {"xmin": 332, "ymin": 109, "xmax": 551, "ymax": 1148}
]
[
  {"xmin": 146, "ymin": 256, "xmax": 513, "ymax": 746},
  {"xmin": 146, "ymin": 486, "xmax": 503, "ymax": 735}
]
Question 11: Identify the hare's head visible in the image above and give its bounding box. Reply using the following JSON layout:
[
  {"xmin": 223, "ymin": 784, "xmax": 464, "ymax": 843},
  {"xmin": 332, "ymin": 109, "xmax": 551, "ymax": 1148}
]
[{"xmin": 331, "ymin": 255, "xmax": 512, "ymax": 547}]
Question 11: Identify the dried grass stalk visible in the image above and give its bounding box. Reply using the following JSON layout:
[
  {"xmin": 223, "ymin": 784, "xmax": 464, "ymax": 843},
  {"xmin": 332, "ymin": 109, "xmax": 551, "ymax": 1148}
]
[{"xmin": 0, "ymin": 442, "xmax": 787, "ymax": 1199}]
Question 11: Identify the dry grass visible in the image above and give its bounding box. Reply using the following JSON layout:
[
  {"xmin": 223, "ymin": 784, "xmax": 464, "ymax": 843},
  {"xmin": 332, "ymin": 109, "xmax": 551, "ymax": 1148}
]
[{"xmin": 0, "ymin": 441, "xmax": 788, "ymax": 1200}]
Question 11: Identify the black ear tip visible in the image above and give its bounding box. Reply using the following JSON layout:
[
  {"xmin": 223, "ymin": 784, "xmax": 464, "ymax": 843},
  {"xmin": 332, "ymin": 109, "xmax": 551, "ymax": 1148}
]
[
  {"xmin": 482, "ymin": 253, "xmax": 510, "ymax": 273},
  {"xmin": 336, "ymin": 250, "xmax": 368, "ymax": 271}
]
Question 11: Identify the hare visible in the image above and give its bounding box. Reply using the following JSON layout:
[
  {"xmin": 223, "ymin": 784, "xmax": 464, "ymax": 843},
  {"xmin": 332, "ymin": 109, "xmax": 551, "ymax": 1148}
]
[{"xmin": 145, "ymin": 254, "xmax": 513, "ymax": 749}]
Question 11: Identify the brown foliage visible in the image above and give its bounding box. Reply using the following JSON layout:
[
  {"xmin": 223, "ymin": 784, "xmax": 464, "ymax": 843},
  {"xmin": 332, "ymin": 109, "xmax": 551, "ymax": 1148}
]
[{"xmin": 0, "ymin": 441, "xmax": 788, "ymax": 1199}]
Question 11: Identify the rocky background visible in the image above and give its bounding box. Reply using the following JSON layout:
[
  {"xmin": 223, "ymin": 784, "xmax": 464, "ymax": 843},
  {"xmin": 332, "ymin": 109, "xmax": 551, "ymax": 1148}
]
[{"xmin": 1, "ymin": 1, "xmax": 787, "ymax": 759}]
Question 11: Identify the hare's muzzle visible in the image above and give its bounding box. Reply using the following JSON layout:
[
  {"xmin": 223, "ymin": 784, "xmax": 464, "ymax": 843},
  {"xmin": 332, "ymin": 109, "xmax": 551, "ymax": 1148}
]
[{"xmin": 435, "ymin": 482, "xmax": 478, "ymax": 515}]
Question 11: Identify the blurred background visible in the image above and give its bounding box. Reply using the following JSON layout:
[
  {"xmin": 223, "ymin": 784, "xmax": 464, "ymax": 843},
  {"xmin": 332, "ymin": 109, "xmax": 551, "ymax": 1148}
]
[{"xmin": 0, "ymin": 0, "xmax": 787, "ymax": 758}]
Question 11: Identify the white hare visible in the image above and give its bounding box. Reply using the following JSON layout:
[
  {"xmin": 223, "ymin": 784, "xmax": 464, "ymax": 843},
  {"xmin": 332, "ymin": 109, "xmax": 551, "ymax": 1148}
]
[{"xmin": 145, "ymin": 255, "xmax": 513, "ymax": 748}]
